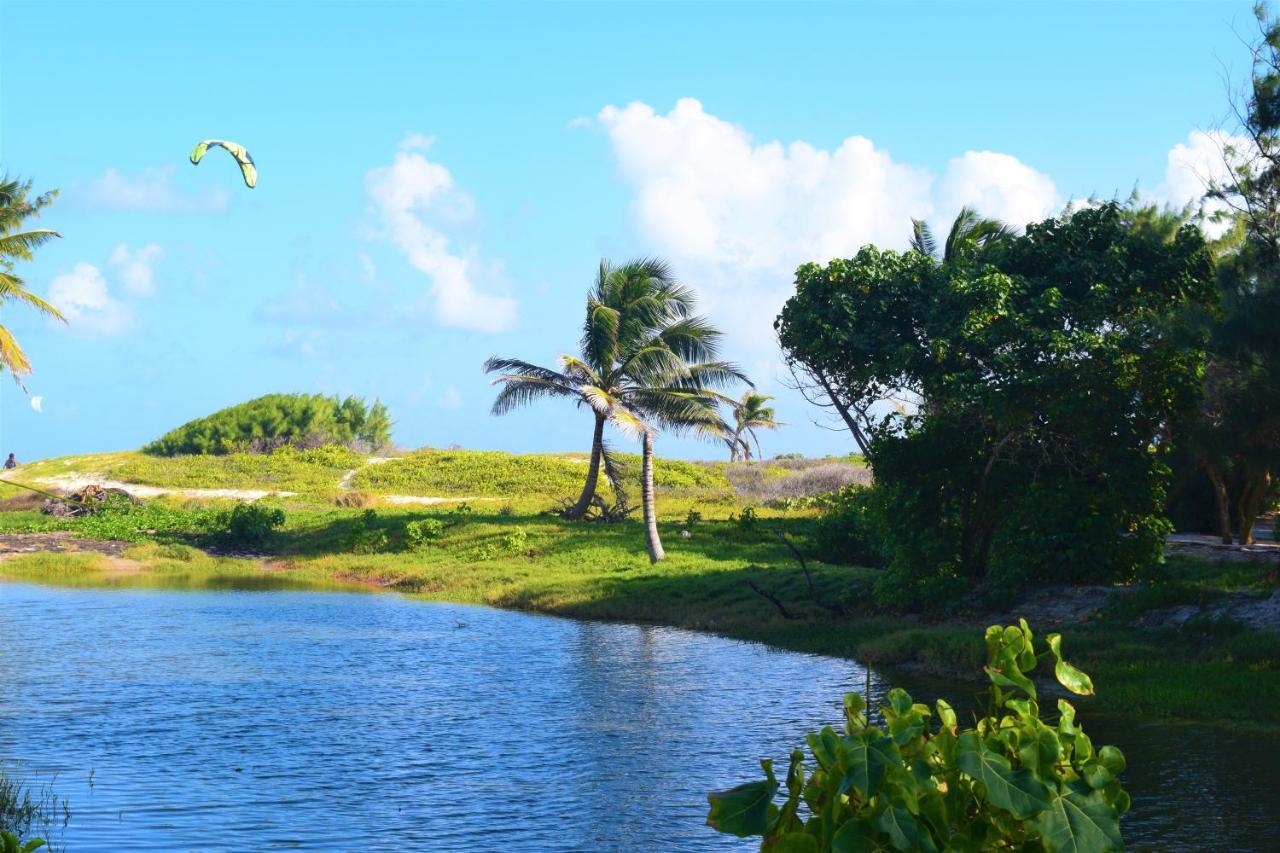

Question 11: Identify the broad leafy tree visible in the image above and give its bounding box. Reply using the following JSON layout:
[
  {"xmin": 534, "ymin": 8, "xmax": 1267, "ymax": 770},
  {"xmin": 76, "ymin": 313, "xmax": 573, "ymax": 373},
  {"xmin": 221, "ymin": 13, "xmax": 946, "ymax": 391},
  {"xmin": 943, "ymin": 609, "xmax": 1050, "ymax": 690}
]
[
  {"xmin": 777, "ymin": 203, "xmax": 1216, "ymax": 603},
  {"xmin": 0, "ymin": 176, "xmax": 64, "ymax": 382}
]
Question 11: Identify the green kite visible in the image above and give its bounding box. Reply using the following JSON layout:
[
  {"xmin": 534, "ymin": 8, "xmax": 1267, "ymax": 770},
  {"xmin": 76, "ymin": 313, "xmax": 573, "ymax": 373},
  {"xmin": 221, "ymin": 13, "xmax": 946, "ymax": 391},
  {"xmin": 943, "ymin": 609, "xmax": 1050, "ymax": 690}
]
[{"xmin": 189, "ymin": 139, "xmax": 257, "ymax": 188}]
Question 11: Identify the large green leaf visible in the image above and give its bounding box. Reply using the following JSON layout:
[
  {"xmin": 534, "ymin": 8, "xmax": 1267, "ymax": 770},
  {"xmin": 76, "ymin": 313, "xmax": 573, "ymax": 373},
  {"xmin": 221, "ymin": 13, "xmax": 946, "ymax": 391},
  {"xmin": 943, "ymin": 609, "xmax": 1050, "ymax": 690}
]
[
  {"xmin": 874, "ymin": 805, "xmax": 937, "ymax": 853},
  {"xmin": 1046, "ymin": 634, "xmax": 1095, "ymax": 696},
  {"xmin": 831, "ymin": 819, "xmax": 893, "ymax": 853},
  {"xmin": 955, "ymin": 732, "xmax": 1052, "ymax": 818},
  {"xmin": 768, "ymin": 832, "xmax": 821, "ymax": 853},
  {"xmin": 706, "ymin": 780, "xmax": 777, "ymax": 836},
  {"xmin": 1034, "ymin": 782, "xmax": 1124, "ymax": 852},
  {"xmin": 839, "ymin": 730, "xmax": 902, "ymax": 799}
]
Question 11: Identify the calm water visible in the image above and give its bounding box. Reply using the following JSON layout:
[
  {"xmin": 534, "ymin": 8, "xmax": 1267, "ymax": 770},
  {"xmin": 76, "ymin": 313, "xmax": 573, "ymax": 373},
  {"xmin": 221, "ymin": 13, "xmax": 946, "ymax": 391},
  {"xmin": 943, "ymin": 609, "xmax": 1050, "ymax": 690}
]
[{"xmin": 0, "ymin": 583, "xmax": 1277, "ymax": 851}]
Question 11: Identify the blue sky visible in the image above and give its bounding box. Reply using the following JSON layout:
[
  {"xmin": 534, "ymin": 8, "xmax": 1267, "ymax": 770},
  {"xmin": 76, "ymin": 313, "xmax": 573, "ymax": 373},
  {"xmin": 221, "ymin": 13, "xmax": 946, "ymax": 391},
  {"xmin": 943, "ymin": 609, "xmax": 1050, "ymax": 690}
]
[{"xmin": 0, "ymin": 1, "xmax": 1259, "ymax": 461}]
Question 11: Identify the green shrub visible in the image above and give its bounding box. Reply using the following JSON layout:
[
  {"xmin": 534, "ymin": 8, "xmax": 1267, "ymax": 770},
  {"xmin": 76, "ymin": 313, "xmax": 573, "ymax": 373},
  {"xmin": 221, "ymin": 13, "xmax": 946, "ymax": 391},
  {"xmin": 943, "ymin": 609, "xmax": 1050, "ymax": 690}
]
[
  {"xmin": 707, "ymin": 621, "xmax": 1128, "ymax": 852},
  {"xmin": 144, "ymin": 393, "xmax": 391, "ymax": 456},
  {"xmin": 344, "ymin": 509, "xmax": 390, "ymax": 554},
  {"xmin": 813, "ymin": 485, "xmax": 887, "ymax": 569},
  {"xmin": 403, "ymin": 518, "xmax": 446, "ymax": 551},
  {"xmin": 503, "ymin": 527, "xmax": 529, "ymax": 553},
  {"xmin": 216, "ymin": 503, "xmax": 285, "ymax": 548}
]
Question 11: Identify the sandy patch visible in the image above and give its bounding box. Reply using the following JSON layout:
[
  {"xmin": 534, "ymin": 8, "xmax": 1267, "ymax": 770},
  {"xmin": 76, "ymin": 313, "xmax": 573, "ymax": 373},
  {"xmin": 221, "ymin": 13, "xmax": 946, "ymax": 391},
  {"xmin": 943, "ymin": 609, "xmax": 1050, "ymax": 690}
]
[{"xmin": 21, "ymin": 473, "xmax": 295, "ymax": 502}]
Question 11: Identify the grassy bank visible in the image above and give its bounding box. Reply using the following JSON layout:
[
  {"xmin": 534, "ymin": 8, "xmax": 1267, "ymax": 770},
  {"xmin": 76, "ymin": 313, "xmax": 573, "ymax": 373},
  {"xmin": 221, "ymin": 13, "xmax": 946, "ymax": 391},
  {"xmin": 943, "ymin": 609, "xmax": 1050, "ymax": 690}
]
[{"xmin": 0, "ymin": 447, "xmax": 1276, "ymax": 724}]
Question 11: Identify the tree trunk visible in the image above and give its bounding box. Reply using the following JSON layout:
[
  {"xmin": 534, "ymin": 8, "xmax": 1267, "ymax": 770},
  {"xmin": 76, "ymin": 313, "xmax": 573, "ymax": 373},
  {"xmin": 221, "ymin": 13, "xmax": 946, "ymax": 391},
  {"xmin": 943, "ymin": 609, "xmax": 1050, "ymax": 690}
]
[
  {"xmin": 641, "ymin": 430, "xmax": 665, "ymax": 563},
  {"xmin": 1237, "ymin": 469, "xmax": 1272, "ymax": 546},
  {"xmin": 1201, "ymin": 460, "xmax": 1233, "ymax": 544},
  {"xmin": 565, "ymin": 414, "xmax": 606, "ymax": 520}
]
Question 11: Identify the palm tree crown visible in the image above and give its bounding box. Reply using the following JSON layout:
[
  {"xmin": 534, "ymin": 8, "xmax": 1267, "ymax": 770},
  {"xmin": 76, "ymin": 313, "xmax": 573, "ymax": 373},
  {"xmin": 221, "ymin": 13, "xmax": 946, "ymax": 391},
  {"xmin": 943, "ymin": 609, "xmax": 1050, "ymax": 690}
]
[
  {"xmin": 484, "ymin": 258, "xmax": 747, "ymax": 519},
  {"xmin": 729, "ymin": 391, "xmax": 784, "ymax": 461},
  {"xmin": 0, "ymin": 176, "xmax": 65, "ymax": 382},
  {"xmin": 909, "ymin": 206, "xmax": 1016, "ymax": 263}
]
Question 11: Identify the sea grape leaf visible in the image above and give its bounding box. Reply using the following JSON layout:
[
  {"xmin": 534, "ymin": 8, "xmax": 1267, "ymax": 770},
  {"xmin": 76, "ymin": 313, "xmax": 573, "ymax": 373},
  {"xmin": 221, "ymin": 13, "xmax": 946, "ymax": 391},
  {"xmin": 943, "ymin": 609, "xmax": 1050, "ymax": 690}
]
[
  {"xmin": 839, "ymin": 730, "xmax": 902, "ymax": 799},
  {"xmin": 1046, "ymin": 634, "xmax": 1095, "ymax": 696},
  {"xmin": 831, "ymin": 819, "xmax": 892, "ymax": 853},
  {"xmin": 706, "ymin": 779, "xmax": 777, "ymax": 836},
  {"xmin": 874, "ymin": 805, "xmax": 937, "ymax": 853},
  {"xmin": 769, "ymin": 832, "xmax": 821, "ymax": 853},
  {"xmin": 956, "ymin": 732, "xmax": 1052, "ymax": 818},
  {"xmin": 1033, "ymin": 782, "xmax": 1124, "ymax": 853}
]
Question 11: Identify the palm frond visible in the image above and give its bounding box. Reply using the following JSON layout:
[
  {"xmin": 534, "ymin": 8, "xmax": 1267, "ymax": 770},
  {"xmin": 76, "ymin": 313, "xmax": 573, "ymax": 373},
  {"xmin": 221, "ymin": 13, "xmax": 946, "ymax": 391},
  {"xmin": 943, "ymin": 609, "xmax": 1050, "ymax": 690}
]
[
  {"xmin": 0, "ymin": 324, "xmax": 32, "ymax": 382},
  {"xmin": 909, "ymin": 218, "xmax": 937, "ymax": 257},
  {"xmin": 0, "ymin": 228, "xmax": 61, "ymax": 261},
  {"xmin": 482, "ymin": 356, "xmax": 573, "ymax": 385},
  {"xmin": 489, "ymin": 377, "xmax": 578, "ymax": 416}
]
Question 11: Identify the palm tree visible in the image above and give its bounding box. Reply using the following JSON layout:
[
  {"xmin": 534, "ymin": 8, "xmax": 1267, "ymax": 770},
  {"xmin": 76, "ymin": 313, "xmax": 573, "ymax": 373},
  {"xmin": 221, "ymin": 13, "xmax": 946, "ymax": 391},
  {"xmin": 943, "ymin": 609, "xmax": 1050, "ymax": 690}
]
[
  {"xmin": 0, "ymin": 176, "xmax": 65, "ymax": 382},
  {"xmin": 485, "ymin": 258, "xmax": 744, "ymax": 520},
  {"xmin": 909, "ymin": 206, "xmax": 1016, "ymax": 262},
  {"xmin": 727, "ymin": 391, "xmax": 783, "ymax": 461}
]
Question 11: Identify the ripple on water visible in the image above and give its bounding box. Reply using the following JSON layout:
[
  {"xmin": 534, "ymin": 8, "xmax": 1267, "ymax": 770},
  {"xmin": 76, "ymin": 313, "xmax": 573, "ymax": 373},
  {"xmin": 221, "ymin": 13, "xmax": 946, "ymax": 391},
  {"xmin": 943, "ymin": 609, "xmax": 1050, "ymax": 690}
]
[{"xmin": 0, "ymin": 582, "xmax": 1275, "ymax": 851}]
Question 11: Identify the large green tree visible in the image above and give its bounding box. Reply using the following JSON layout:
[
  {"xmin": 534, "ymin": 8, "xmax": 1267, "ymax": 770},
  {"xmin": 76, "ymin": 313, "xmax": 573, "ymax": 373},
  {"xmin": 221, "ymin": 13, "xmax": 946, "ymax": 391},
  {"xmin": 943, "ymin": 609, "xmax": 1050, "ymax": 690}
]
[
  {"xmin": 0, "ymin": 176, "xmax": 64, "ymax": 382},
  {"xmin": 1179, "ymin": 3, "xmax": 1280, "ymax": 544},
  {"xmin": 777, "ymin": 203, "xmax": 1216, "ymax": 603},
  {"xmin": 485, "ymin": 258, "xmax": 744, "ymax": 521}
]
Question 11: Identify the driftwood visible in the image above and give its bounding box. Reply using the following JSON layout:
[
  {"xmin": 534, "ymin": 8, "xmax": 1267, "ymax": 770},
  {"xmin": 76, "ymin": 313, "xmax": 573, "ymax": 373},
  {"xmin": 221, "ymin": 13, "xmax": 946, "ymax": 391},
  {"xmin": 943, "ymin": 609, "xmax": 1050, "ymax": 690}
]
[{"xmin": 41, "ymin": 484, "xmax": 140, "ymax": 517}]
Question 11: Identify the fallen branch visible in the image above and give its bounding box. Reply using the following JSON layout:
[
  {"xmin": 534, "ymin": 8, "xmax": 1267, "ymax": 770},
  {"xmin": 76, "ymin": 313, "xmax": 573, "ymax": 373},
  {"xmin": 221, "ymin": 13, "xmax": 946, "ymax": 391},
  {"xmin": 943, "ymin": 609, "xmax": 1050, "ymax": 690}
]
[
  {"xmin": 777, "ymin": 531, "xmax": 847, "ymax": 618},
  {"xmin": 745, "ymin": 577, "xmax": 799, "ymax": 620}
]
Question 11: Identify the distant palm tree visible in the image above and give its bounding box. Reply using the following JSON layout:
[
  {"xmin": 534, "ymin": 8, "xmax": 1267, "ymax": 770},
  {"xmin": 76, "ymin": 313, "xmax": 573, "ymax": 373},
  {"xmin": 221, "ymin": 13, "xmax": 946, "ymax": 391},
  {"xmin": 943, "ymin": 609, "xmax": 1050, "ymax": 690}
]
[
  {"xmin": 727, "ymin": 391, "xmax": 783, "ymax": 461},
  {"xmin": 0, "ymin": 176, "xmax": 64, "ymax": 382},
  {"xmin": 909, "ymin": 206, "xmax": 1015, "ymax": 262},
  {"xmin": 485, "ymin": 258, "xmax": 745, "ymax": 521}
]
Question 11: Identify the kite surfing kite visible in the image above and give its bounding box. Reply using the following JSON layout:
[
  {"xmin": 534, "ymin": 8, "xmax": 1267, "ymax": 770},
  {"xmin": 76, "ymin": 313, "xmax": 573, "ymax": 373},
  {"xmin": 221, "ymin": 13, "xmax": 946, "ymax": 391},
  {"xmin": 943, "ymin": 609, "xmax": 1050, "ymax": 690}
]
[{"xmin": 189, "ymin": 140, "xmax": 257, "ymax": 188}]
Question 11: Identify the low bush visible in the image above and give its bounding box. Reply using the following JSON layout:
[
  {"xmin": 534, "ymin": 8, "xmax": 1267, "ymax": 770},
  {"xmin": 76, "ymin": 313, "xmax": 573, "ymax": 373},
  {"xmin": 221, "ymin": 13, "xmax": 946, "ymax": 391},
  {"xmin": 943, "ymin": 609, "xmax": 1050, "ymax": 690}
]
[
  {"xmin": 215, "ymin": 503, "xmax": 285, "ymax": 548},
  {"xmin": 707, "ymin": 621, "xmax": 1128, "ymax": 852},
  {"xmin": 725, "ymin": 459, "xmax": 869, "ymax": 504},
  {"xmin": 344, "ymin": 509, "xmax": 390, "ymax": 554},
  {"xmin": 403, "ymin": 518, "xmax": 446, "ymax": 551},
  {"xmin": 334, "ymin": 491, "xmax": 376, "ymax": 509}
]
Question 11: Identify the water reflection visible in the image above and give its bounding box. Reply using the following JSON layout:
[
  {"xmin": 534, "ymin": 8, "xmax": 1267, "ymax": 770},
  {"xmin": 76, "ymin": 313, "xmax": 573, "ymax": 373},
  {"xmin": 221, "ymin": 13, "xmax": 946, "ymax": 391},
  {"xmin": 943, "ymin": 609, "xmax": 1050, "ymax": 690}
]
[{"xmin": 0, "ymin": 583, "xmax": 1274, "ymax": 851}]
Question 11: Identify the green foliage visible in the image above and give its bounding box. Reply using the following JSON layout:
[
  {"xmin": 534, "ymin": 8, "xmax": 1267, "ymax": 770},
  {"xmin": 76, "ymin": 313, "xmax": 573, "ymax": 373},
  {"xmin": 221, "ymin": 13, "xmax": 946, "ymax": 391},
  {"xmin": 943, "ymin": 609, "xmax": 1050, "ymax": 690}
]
[
  {"xmin": 344, "ymin": 509, "xmax": 390, "ymax": 554},
  {"xmin": 71, "ymin": 496, "xmax": 221, "ymax": 543},
  {"xmin": 0, "ymin": 833, "xmax": 44, "ymax": 853},
  {"xmin": 105, "ymin": 445, "xmax": 362, "ymax": 492},
  {"xmin": 349, "ymin": 448, "xmax": 730, "ymax": 498},
  {"xmin": 0, "ymin": 174, "xmax": 64, "ymax": 381},
  {"xmin": 707, "ymin": 622, "xmax": 1127, "ymax": 852},
  {"xmin": 812, "ymin": 485, "xmax": 887, "ymax": 568},
  {"xmin": 215, "ymin": 503, "xmax": 285, "ymax": 548},
  {"xmin": 403, "ymin": 518, "xmax": 446, "ymax": 551},
  {"xmin": 778, "ymin": 203, "xmax": 1217, "ymax": 605},
  {"xmin": 144, "ymin": 393, "xmax": 392, "ymax": 456}
]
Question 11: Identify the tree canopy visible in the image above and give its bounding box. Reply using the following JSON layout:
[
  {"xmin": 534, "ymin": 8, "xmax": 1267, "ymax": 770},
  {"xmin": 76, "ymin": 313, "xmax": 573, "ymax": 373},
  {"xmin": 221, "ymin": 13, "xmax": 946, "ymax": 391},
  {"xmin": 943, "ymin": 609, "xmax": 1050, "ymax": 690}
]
[
  {"xmin": 777, "ymin": 203, "xmax": 1217, "ymax": 602},
  {"xmin": 144, "ymin": 393, "xmax": 392, "ymax": 456}
]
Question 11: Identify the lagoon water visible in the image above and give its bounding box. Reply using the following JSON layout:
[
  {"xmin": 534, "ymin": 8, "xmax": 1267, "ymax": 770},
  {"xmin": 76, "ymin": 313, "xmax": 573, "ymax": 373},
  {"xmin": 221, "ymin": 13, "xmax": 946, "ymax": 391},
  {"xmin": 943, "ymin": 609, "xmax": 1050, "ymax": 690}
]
[{"xmin": 0, "ymin": 582, "xmax": 1277, "ymax": 851}]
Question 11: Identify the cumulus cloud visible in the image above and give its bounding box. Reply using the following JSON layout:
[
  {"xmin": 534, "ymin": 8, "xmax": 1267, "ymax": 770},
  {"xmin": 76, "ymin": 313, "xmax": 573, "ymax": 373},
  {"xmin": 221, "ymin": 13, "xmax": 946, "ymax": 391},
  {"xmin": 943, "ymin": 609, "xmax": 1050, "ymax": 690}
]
[
  {"xmin": 72, "ymin": 166, "xmax": 229, "ymax": 213},
  {"xmin": 1151, "ymin": 130, "xmax": 1255, "ymax": 239},
  {"xmin": 593, "ymin": 98, "xmax": 1060, "ymax": 347},
  {"xmin": 364, "ymin": 139, "xmax": 517, "ymax": 333},
  {"xmin": 47, "ymin": 262, "xmax": 134, "ymax": 336},
  {"xmin": 108, "ymin": 243, "xmax": 164, "ymax": 296}
]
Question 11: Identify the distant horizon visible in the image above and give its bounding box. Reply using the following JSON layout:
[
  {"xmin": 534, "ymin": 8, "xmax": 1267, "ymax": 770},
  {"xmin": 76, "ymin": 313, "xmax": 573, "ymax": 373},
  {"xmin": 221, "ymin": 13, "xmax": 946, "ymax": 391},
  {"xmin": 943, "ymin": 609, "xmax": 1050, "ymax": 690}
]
[{"xmin": 0, "ymin": 0, "xmax": 1259, "ymax": 461}]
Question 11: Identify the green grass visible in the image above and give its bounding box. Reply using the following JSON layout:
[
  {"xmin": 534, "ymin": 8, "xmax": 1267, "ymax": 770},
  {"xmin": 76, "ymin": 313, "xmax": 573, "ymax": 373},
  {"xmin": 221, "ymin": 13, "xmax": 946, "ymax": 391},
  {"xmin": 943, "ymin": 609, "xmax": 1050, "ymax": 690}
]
[
  {"xmin": 349, "ymin": 448, "xmax": 733, "ymax": 499},
  {"xmin": 1, "ymin": 447, "xmax": 1277, "ymax": 725}
]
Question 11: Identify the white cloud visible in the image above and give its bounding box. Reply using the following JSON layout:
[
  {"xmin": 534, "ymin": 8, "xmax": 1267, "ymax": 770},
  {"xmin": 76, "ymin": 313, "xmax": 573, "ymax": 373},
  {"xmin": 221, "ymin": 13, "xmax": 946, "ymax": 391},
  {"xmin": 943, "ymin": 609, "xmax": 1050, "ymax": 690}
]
[
  {"xmin": 108, "ymin": 243, "xmax": 163, "ymax": 296},
  {"xmin": 364, "ymin": 137, "xmax": 517, "ymax": 333},
  {"xmin": 30, "ymin": 396, "xmax": 43, "ymax": 414},
  {"xmin": 436, "ymin": 386, "xmax": 463, "ymax": 409},
  {"xmin": 73, "ymin": 167, "xmax": 229, "ymax": 213},
  {"xmin": 47, "ymin": 262, "xmax": 133, "ymax": 336},
  {"xmin": 1151, "ymin": 130, "xmax": 1254, "ymax": 239},
  {"xmin": 934, "ymin": 151, "xmax": 1059, "ymax": 230},
  {"xmin": 593, "ymin": 98, "xmax": 1060, "ymax": 348}
]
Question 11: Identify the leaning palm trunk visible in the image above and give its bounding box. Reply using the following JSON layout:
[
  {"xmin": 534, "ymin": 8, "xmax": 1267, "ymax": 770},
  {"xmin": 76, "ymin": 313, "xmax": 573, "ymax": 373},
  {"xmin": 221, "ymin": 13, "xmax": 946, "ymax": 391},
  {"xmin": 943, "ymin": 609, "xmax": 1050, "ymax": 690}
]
[
  {"xmin": 565, "ymin": 413, "xmax": 606, "ymax": 519},
  {"xmin": 641, "ymin": 430, "xmax": 665, "ymax": 563}
]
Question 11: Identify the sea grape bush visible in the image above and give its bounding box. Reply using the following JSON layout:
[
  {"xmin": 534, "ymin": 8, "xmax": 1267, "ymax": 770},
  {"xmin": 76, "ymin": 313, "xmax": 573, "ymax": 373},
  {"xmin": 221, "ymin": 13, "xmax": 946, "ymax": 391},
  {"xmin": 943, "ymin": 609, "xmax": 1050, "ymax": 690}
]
[
  {"xmin": 707, "ymin": 621, "xmax": 1128, "ymax": 852},
  {"xmin": 216, "ymin": 503, "xmax": 285, "ymax": 547},
  {"xmin": 144, "ymin": 393, "xmax": 391, "ymax": 456}
]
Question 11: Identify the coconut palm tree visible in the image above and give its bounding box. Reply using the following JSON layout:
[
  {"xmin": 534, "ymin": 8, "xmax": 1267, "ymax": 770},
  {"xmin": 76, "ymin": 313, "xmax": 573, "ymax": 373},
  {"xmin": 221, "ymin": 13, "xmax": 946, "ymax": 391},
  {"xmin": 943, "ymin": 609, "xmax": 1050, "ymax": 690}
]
[
  {"xmin": 728, "ymin": 391, "xmax": 783, "ymax": 461},
  {"xmin": 909, "ymin": 206, "xmax": 1016, "ymax": 262},
  {"xmin": 0, "ymin": 176, "xmax": 64, "ymax": 382},
  {"xmin": 484, "ymin": 258, "xmax": 745, "ymax": 520}
]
